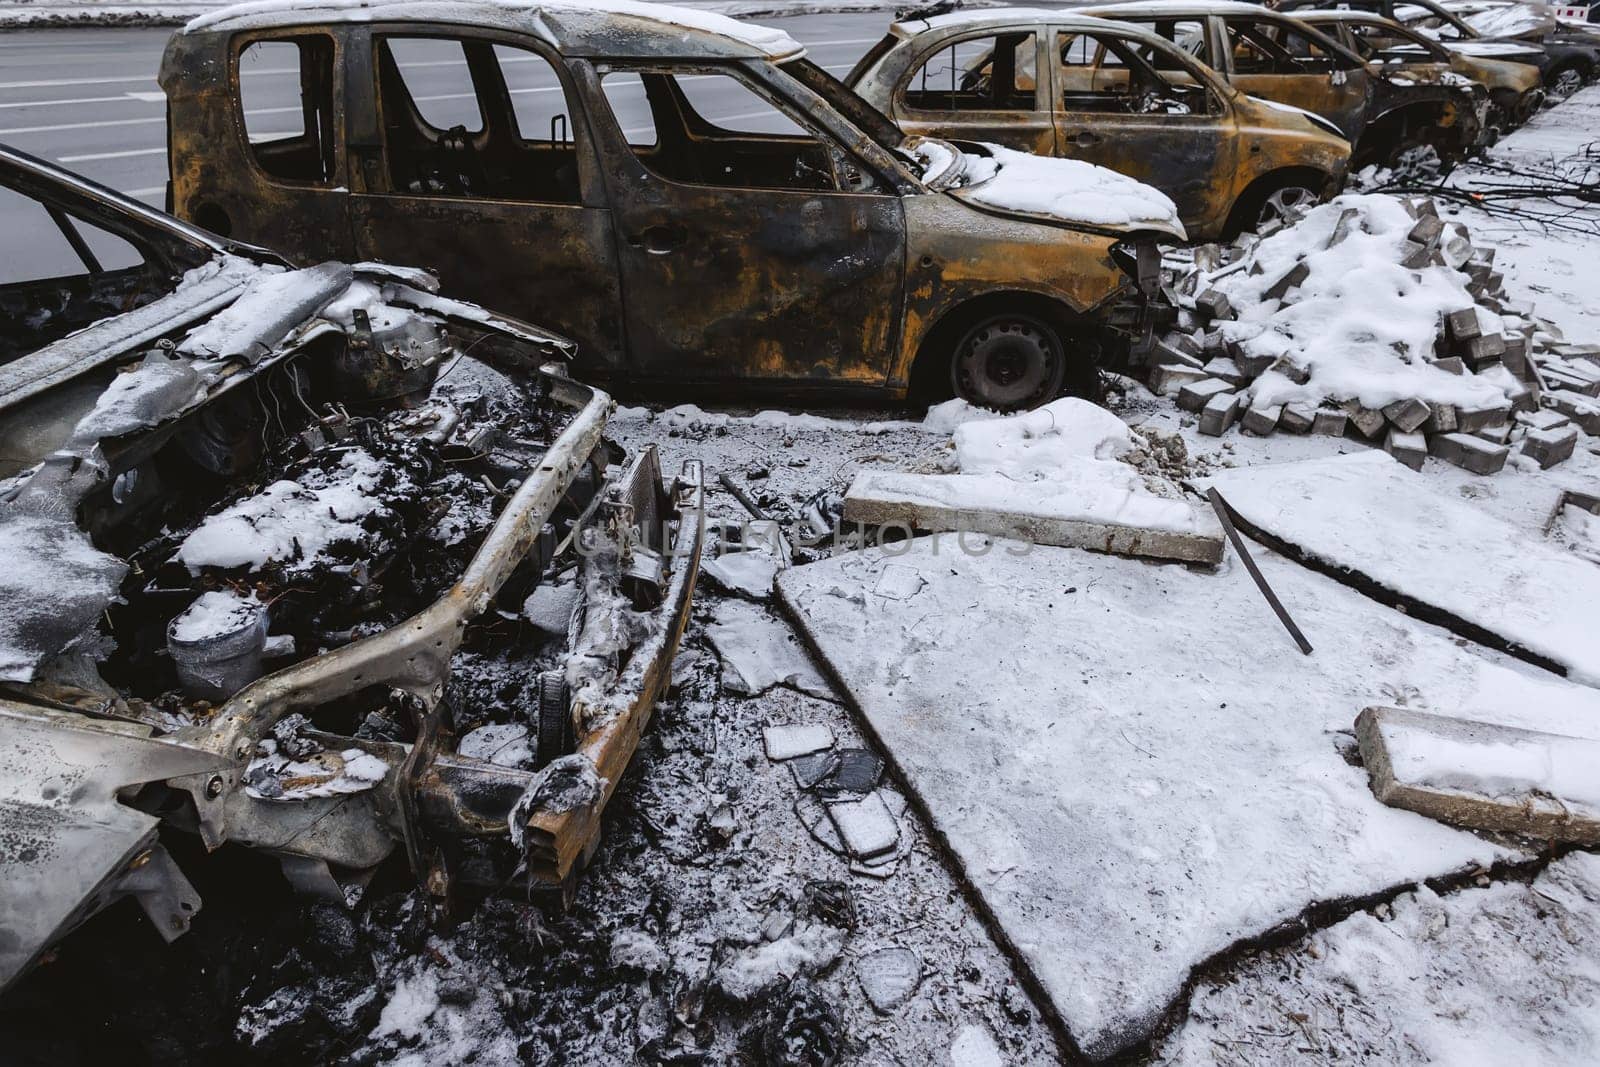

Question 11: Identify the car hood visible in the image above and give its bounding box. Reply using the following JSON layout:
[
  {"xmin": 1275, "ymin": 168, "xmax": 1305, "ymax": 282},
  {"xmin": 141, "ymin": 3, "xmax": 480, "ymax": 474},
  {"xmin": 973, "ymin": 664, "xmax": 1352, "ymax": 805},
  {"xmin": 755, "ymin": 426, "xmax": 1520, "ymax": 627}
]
[
  {"xmin": 904, "ymin": 137, "xmax": 1187, "ymax": 241},
  {"xmin": 1445, "ymin": 38, "xmax": 1547, "ymax": 62}
]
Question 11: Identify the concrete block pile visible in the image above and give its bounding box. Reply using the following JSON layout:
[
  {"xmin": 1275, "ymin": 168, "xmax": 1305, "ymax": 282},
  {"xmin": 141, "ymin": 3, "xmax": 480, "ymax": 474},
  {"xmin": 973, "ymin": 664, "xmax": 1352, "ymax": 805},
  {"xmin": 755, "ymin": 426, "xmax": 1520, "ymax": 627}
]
[{"xmin": 1147, "ymin": 197, "xmax": 1597, "ymax": 474}]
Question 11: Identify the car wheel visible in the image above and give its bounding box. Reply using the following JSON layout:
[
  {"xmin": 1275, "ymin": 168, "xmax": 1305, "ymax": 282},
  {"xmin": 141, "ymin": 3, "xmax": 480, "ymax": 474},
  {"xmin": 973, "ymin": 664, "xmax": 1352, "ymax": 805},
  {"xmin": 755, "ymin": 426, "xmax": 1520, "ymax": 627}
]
[
  {"xmin": 1549, "ymin": 64, "xmax": 1585, "ymax": 101},
  {"xmin": 949, "ymin": 312, "xmax": 1068, "ymax": 412},
  {"xmin": 1255, "ymin": 185, "xmax": 1318, "ymax": 230}
]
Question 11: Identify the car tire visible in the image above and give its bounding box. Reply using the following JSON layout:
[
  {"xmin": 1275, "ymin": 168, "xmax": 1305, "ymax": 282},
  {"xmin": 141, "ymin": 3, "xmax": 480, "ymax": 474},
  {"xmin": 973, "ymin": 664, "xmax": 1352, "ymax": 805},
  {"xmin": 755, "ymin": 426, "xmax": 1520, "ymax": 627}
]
[
  {"xmin": 533, "ymin": 669, "xmax": 573, "ymax": 770},
  {"xmin": 948, "ymin": 311, "xmax": 1069, "ymax": 413},
  {"xmin": 1548, "ymin": 63, "xmax": 1586, "ymax": 102}
]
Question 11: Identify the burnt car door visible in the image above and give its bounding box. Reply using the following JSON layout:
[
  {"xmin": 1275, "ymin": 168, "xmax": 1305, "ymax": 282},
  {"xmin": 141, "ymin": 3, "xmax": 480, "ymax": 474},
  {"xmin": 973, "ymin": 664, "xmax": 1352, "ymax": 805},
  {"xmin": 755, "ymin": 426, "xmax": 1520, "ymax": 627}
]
[
  {"xmin": 343, "ymin": 27, "xmax": 626, "ymax": 375},
  {"xmin": 1051, "ymin": 25, "xmax": 1237, "ymax": 234},
  {"xmin": 163, "ymin": 27, "xmax": 355, "ymax": 263},
  {"xmin": 1218, "ymin": 16, "xmax": 1369, "ymax": 141},
  {"xmin": 583, "ymin": 60, "xmax": 906, "ymax": 388},
  {"xmin": 891, "ymin": 27, "xmax": 1057, "ymax": 155}
]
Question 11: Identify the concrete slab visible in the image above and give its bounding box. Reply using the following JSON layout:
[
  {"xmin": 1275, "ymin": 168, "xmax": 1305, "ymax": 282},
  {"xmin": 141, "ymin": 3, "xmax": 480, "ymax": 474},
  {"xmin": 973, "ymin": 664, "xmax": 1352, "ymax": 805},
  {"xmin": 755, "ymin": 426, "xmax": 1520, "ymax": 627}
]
[
  {"xmin": 1201, "ymin": 451, "xmax": 1600, "ymax": 685},
  {"xmin": 1357, "ymin": 706, "xmax": 1600, "ymax": 845},
  {"xmin": 777, "ymin": 539, "xmax": 1600, "ymax": 1059},
  {"xmin": 842, "ymin": 469, "xmax": 1224, "ymax": 565}
]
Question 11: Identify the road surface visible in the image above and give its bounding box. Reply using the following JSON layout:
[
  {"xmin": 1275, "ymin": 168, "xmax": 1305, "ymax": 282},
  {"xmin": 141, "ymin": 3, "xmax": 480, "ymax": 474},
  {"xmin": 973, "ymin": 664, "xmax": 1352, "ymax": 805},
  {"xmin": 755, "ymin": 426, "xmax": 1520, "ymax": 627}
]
[{"xmin": 0, "ymin": 12, "xmax": 892, "ymax": 275}]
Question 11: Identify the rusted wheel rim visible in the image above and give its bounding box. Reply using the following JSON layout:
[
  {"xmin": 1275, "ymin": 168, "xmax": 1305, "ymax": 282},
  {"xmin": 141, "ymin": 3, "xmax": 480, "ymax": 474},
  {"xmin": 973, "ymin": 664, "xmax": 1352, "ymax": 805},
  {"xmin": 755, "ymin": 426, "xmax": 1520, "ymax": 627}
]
[
  {"xmin": 1258, "ymin": 186, "xmax": 1317, "ymax": 228},
  {"xmin": 951, "ymin": 314, "xmax": 1065, "ymax": 412}
]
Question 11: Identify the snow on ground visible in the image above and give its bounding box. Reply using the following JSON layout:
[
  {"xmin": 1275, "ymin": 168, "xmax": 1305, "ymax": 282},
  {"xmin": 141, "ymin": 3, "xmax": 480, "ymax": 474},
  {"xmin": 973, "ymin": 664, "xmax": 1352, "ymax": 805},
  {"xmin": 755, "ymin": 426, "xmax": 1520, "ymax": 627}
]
[
  {"xmin": 778, "ymin": 530, "xmax": 1600, "ymax": 1058},
  {"xmin": 1155, "ymin": 852, "xmax": 1600, "ymax": 1065},
  {"xmin": 1201, "ymin": 450, "xmax": 1600, "ymax": 684}
]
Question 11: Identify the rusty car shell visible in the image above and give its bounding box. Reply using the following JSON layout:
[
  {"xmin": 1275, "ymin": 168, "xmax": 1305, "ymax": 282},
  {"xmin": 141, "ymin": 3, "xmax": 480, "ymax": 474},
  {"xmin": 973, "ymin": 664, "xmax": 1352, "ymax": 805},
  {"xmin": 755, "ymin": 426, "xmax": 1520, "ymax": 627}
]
[
  {"xmin": 846, "ymin": 8, "xmax": 1352, "ymax": 240},
  {"xmin": 1082, "ymin": 1, "xmax": 1483, "ymax": 162},
  {"xmin": 1296, "ymin": 9, "xmax": 1544, "ymax": 130},
  {"xmin": 157, "ymin": 0, "xmax": 1176, "ymax": 410},
  {"xmin": 0, "ymin": 143, "xmax": 703, "ymax": 991}
]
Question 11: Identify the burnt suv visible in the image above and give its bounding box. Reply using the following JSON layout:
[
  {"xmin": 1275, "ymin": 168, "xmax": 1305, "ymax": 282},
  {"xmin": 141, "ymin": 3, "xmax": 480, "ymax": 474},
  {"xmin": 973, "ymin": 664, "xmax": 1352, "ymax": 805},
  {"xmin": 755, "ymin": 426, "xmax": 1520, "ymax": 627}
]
[
  {"xmin": 158, "ymin": 0, "xmax": 1185, "ymax": 413},
  {"xmin": 0, "ymin": 144, "xmax": 703, "ymax": 991}
]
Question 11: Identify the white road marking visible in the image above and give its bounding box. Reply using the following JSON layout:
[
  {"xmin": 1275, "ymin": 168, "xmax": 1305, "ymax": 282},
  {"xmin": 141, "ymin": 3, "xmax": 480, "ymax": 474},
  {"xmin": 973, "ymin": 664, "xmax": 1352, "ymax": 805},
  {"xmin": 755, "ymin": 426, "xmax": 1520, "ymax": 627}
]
[{"xmin": 58, "ymin": 146, "xmax": 166, "ymax": 163}]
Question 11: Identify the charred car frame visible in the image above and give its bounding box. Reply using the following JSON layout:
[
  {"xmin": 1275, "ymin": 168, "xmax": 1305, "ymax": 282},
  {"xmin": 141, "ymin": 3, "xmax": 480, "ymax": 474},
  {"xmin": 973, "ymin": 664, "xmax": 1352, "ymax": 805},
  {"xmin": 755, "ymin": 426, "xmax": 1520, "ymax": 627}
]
[
  {"xmin": 0, "ymin": 144, "xmax": 704, "ymax": 991},
  {"xmin": 157, "ymin": 0, "xmax": 1183, "ymax": 413}
]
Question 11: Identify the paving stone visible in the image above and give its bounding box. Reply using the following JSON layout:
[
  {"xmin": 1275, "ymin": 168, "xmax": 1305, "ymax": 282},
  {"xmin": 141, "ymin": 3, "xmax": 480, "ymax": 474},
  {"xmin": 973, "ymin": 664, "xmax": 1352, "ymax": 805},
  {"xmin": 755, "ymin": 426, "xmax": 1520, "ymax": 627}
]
[
  {"xmin": 1268, "ymin": 356, "xmax": 1310, "ymax": 385},
  {"xmin": 1195, "ymin": 289, "xmax": 1234, "ymax": 321},
  {"xmin": 1457, "ymin": 399, "xmax": 1512, "ymax": 434},
  {"xmin": 1428, "ymin": 432, "xmax": 1508, "ymax": 475},
  {"xmin": 1406, "ymin": 213, "xmax": 1445, "ymax": 248},
  {"xmin": 1383, "ymin": 398, "xmax": 1432, "ymax": 433},
  {"xmin": 1242, "ymin": 403, "xmax": 1282, "ymax": 436},
  {"xmin": 1262, "ymin": 260, "xmax": 1310, "ymax": 301},
  {"xmin": 1279, "ymin": 402, "xmax": 1315, "ymax": 434},
  {"xmin": 1472, "ymin": 422, "xmax": 1513, "ymax": 445},
  {"xmin": 1446, "ymin": 307, "xmax": 1482, "ymax": 342},
  {"xmin": 1347, "ymin": 403, "xmax": 1388, "ymax": 439},
  {"xmin": 1177, "ymin": 377, "xmax": 1233, "ymax": 412},
  {"xmin": 1150, "ymin": 339, "xmax": 1204, "ymax": 369},
  {"xmin": 1522, "ymin": 425, "xmax": 1580, "ymax": 469},
  {"xmin": 1202, "ymin": 356, "xmax": 1249, "ymax": 387},
  {"xmin": 1311, "ymin": 408, "xmax": 1348, "ymax": 436},
  {"xmin": 1384, "ymin": 428, "xmax": 1427, "ymax": 471},
  {"xmin": 1198, "ymin": 391, "xmax": 1243, "ymax": 436},
  {"xmin": 1519, "ymin": 409, "xmax": 1572, "ymax": 433},
  {"xmin": 1422, "ymin": 403, "xmax": 1457, "ymax": 434},
  {"xmin": 1431, "ymin": 356, "xmax": 1467, "ymax": 375},
  {"xmin": 1149, "ymin": 363, "xmax": 1209, "ymax": 396}
]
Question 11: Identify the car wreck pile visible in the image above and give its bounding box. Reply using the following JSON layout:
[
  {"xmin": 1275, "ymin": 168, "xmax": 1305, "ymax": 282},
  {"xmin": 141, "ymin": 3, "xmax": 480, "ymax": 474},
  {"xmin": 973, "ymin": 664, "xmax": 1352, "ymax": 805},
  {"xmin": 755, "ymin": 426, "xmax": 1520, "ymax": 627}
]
[
  {"xmin": 1148, "ymin": 192, "xmax": 1596, "ymax": 473},
  {"xmin": 0, "ymin": 223, "xmax": 704, "ymax": 991}
]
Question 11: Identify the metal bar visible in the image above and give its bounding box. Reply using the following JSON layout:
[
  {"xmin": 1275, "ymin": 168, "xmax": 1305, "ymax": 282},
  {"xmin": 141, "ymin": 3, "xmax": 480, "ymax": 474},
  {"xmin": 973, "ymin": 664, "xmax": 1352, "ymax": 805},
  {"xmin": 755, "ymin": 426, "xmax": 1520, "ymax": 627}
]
[
  {"xmin": 718, "ymin": 470, "xmax": 769, "ymax": 521},
  {"xmin": 1206, "ymin": 487, "xmax": 1314, "ymax": 656}
]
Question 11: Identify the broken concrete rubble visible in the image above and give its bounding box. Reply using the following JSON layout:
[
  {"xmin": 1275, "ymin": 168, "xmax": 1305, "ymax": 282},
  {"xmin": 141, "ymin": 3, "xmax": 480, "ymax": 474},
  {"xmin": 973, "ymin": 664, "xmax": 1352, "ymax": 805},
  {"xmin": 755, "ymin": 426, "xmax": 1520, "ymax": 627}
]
[{"xmin": 1357, "ymin": 706, "xmax": 1600, "ymax": 845}]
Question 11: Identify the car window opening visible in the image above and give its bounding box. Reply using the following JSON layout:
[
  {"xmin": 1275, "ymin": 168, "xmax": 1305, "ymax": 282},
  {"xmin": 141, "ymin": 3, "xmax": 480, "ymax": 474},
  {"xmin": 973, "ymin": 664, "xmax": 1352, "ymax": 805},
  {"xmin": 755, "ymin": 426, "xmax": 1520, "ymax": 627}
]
[
  {"xmin": 904, "ymin": 32, "xmax": 1038, "ymax": 112},
  {"xmin": 239, "ymin": 37, "xmax": 336, "ymax": 184},
  {"xmin": 1059, "ymin": 32, "xmax": 1214, "ymax": 116},
  {"xmin": 375, "ymin": 35, "xmax": 580, "ymax": 204}
]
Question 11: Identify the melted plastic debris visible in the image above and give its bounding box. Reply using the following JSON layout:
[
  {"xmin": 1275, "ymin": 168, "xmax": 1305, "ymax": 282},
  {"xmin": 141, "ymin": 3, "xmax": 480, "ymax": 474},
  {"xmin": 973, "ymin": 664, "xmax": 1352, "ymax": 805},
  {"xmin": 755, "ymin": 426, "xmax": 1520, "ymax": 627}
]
[
  {"xmin": 169, "ymin": 589, "xmax": 263, "ymax": 644},
  {"xmin": 0, "ymin": 511, "xmax": 127, "ymax": 683}
]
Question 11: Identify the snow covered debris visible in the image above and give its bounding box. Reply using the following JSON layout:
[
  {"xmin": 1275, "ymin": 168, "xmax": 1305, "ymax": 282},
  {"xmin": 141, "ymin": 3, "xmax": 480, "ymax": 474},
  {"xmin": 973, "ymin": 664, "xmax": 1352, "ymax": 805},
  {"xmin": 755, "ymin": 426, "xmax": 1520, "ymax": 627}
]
[
  {"xmin": 702, "ymin": 549, "xmax": 781, "ymax": 597},
  {"xmin": 457, "ymin": 723, "xmax": 534, "ymax": 769},
  {"xmin": 705, "ymin": 600, "xmax": 833, "ymax": 699},
  {"xmin": 177, "ymin": 449, "xmax": 391, "ymax": 573},
  {"xmin": 763, "ymin": 723, "xmax": 834, "ymax": 760},
  {"xmin": 0, "ymin": 511, "xmax": 127, "ymax": 682},
  {"xmin": 1201, "ymin": 450, "xmax": 1600, "ymax": 684},
  {"xmin": 71, "ymin": 352, "xmax": 207, "ymax": 441},
  {"xmin": 1358, "ymin": 705, "xmax": 1600, "ymax": 844},
  {"xmin": 178, "ymin": 261, "xmax": 344, "ymax": 362},
  {"xmin": 506, "ymin": 754, "xmax": 606, "ymax": 849},
  {"xmin": 949, "ymin": 142, "xmax": 1187, "ymax": 239},
  {"xmin": 713, "ymin": 921, "xmax": 845, "ymax": 1000},
  {"xmin": 777, "ymin": 535, "xmax": 1600, "ymax": 1057},
  {"xmin": 844, "ymin": 398, "xmax": 1223, "ymax": 563},
  {"xmin": 169, "ymin": 588, "xmax": 262, "ymax": 643},
  {"xmin": 1158, "ymin": 852, "xmax": 1600, "ymax": 1065},
  {"xmin": 244, "ymin": 742, "xmax": 389, "ymax": 801}
]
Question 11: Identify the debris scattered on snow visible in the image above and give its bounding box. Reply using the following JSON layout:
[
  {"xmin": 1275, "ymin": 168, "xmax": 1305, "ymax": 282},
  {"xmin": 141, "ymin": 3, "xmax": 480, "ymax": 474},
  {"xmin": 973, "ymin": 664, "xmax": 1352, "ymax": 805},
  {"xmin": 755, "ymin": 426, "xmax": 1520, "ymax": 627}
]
[
  {"xmin": 705, "ymin": 600, "xmax": 833, "ymax": 700},
  {"xmin": 855, "ymin": 945, "xmax": 923, "ymax": 1014},
  {"xmin": 714, "ymin": 922, "xmax": 846, "ymax": 1001},
  {"xmin": 763, "ymin": 722, "xmax": 835, "ymax": 761}
]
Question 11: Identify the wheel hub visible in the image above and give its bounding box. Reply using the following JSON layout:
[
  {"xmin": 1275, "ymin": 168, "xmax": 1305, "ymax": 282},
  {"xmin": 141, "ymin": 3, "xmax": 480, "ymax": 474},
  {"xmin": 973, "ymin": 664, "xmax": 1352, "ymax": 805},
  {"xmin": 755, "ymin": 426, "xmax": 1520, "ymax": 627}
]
[{"xmin": 954, "ymin": 318, "xmax": 1060, "ymax": 410}]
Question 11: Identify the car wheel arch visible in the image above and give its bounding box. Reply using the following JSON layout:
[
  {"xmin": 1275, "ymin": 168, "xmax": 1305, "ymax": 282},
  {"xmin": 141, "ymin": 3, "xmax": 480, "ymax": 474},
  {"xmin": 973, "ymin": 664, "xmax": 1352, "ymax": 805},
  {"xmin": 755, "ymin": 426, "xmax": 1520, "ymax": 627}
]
[
  {"xmin": 906, "ymin": 290, "xmax": 1100, "ymax": 408},
  {"xmin": 1223, "ymin": 165, "xmax": 1333, "ymax": 237}
]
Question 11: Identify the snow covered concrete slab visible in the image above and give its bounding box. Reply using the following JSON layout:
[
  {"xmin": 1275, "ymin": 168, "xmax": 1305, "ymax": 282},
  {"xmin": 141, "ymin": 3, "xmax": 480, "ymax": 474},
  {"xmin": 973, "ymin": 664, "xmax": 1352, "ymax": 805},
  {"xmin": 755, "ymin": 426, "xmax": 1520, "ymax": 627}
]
[
  {"xmin": 777, "ymin": 537, "xmax": 1600, "ymax": 1058},
  {"xmin": 843, "ymin": 469, "xmax": 1224, "ymax": 564},
  {"xmin": 1357, "ymin": 706, "xmax": 1600, "ymax": 845},
  {"xmin": 1200, "ymin": 451, "xmax": 1600, "ymax": 684}
]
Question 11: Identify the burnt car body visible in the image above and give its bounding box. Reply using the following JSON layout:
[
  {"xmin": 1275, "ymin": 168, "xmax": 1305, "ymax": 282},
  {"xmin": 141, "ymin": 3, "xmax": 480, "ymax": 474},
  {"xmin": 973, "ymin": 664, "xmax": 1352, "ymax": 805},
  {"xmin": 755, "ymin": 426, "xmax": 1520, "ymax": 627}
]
[
  {"xmin": 1297, "ymin": 9, "xmax": 1544, "ymax": 133},
  {"xmin": 0, "ymin": 144, "xmax": 704, "ymax": 992},
  {"xmin": 1282, "ymin": 0, "xmax": 1598, "ymax": 98},
  {"xmin": 157, "ymin": 0, "xmax": 1184, "ymax": 413},
  {"xmin": 847, "ymin": 8, "xmax": 1352, "ymax": 240},
  {"xmin": 1083, "ymin": 1, "xmax": 1487, "ymax": 163}
]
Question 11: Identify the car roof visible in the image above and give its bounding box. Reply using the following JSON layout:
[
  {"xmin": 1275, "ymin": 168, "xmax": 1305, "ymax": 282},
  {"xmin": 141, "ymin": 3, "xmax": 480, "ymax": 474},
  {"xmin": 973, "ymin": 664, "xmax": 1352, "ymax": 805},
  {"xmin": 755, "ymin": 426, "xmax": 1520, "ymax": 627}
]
[
  {"xmin": 1084, "ymin": 1, "xmax": 1300, "ymax": 17},
  {"xmin": 886, "ymin": 7, "xmax": 1182, "ymax": 41},
  {"xmin": 179, "ymin": 0, "xmax": 805, "ymax": 62},
  {"xmin": 1292, "ymin": 8, "xmax": 1396, "ymax": 20}
]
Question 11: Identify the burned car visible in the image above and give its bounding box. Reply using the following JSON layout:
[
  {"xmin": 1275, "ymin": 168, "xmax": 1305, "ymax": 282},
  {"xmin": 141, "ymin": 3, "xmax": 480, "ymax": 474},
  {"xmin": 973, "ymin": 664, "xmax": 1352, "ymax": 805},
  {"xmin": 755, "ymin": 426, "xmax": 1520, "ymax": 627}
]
[
  {"xmin": 846, "ymin": 9, "xmax": 1353, "ymax": 239},
  {"xmin": 0, "ymin": 145, "xmax": 703, "ymax": 992},
  {"xmin": 1297, "ymin": 9, "xmax": 1544, "ymax": 135},
  {"xmin": 1083, "ymin": 1, "xmax": 1487, "ymax": 164},
  {"xmin": 1280, "ymin": 0, "xmax": 1595, "ymax": 99},
  {"xmin": 158, "ymin": 0, "xmax": 1184, "ymax": 413}
]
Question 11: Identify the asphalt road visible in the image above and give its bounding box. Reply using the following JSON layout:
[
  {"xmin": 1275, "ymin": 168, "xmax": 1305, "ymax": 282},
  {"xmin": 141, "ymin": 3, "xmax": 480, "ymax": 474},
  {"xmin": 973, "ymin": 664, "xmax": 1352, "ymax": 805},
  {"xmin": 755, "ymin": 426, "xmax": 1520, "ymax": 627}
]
[{"xmin": 0, "ymin": 12, "xmax": 892, "ymax": 277}]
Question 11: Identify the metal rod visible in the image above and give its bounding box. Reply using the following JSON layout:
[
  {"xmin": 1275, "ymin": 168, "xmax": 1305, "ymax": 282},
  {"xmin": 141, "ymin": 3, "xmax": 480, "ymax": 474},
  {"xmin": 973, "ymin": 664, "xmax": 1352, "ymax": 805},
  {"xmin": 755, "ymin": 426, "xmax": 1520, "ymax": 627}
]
[
  {"xmin": 717, "ymin": 471, "xmax": 769, "ymax": 521},
  {"xmin": 1206, "ymin": 487, "xmax": 1314, "ymax": 656}
]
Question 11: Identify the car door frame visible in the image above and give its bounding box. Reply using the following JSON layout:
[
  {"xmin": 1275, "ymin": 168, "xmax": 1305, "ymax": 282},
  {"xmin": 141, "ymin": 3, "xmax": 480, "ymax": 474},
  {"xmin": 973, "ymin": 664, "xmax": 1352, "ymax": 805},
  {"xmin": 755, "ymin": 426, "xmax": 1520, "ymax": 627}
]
[
  {"xmin": 577, "ymin": 55, "xmax": 909, "ymax": 392},
  {"xmin": 1047, "ymin": 21, "xmax": 1241, "ymax": 236},
  {"xmin": 890, "ymin": 24, "xmax": 1058, "ymax": 155},
  {"xmin": 1213, "ymin": 13, "xmax": 1369, "ymax": 142},
  {"xmin": 340, "ymin": 22, "xmax": 628, "ymax": 375}
]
